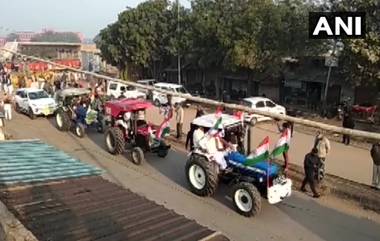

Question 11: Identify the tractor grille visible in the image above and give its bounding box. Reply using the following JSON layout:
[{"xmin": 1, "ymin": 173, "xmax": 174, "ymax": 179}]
[{"xmin": 0, "ymin": 176, "xmax": 229, "ymax": 241}]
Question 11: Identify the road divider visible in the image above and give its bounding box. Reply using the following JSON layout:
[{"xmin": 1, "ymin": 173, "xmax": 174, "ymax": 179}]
[{"xmin": 2, "ymin": 48, "xmax": 380, "ymax": 141}]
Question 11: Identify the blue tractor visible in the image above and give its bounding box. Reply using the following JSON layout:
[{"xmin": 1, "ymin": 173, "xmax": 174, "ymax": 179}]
[{"xmin": 185, "ymin": 114, "xmax": 292, "ymax": 217}]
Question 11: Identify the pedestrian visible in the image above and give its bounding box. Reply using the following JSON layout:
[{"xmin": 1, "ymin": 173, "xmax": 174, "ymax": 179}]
[
  {"xmin": 301, "ymin": 148, "xmax": 321, "ymax": 198},
  {"xmin": 370, "ymin": 142, "xmax": 380, "ymax": 190},
  {"xmin": 118, "ymin": 91, "xmax": 126, "ymax": 100},
  {"xmin": 3, "ymin": 93, "xmax": 12, "ymax": 120},
  {"xmin": 277, "ymin": 121, "xmax": 292, "ymax": 170},
  {"xmin": 5, "ymin": 74, "xmax": 13, "ymax": 96},
  {"xmin": 175, "ymin": 102, "xmax": 184, "ymax": 139},
  {"xmin": 186, "ymin": 123, "xmax": 197, "ymax": 151},
  {"xmin": 195, "ymin": 105, "xmax": 205, "ymax": 118},
  {"xmin": 342, "ymin": 112, "xmax": 355, "ymax": 145},
  {"xmin": 314, "ymin": 131, "xmax": 331, "ymax": 182}
]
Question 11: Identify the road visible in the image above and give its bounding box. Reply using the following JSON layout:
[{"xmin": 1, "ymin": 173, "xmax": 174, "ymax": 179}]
[
  {"xmin": 4, "ymin": 111, "xmax": 380, "ymax": 241},
  {"xmin": 146, "ymin": 107, "xmax": 374, "ymax": 185}
]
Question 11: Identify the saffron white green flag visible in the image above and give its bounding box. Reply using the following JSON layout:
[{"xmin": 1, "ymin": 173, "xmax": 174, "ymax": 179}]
[
  {"xmin": 244, "ymin": 136, "xmax": 270, "ymax": 166},
  {"xmin": 271, "ymin": 129, "xmax": 291, "ymax": 158}
]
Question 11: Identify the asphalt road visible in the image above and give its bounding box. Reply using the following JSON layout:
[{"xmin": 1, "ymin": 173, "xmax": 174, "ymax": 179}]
[
  {"xmin": 4, "ymin": 110, "xmax": 380, "ymax": 241},
  {"xmin": 146, "ymin": 107, "xmax": 374, "ymax": 185}
]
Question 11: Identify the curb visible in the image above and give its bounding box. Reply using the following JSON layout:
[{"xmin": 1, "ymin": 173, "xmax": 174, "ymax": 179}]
[
  {"xmin": 0, "ymin": 200, "xmax": 38, "ymax": 241},
  {"xmin": 168, "ymin": 135, "xmax": 380, "ymax": 214}
]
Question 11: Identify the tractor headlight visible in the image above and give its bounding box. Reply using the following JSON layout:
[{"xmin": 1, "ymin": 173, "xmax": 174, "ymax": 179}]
[{"xmin": 259, "ymin": 177, "xmax": 263, "ymax": 183}]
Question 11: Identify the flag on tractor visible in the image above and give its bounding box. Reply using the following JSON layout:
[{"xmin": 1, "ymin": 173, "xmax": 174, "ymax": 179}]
[
  {"xmin": 271, "ymin": 129, "xmax": 291, "ymax": 158},
  {"xmin": 156, "ymin": 106, "xmax": 173, "ymax": 139},
  {"xmin": 234, "ymin": 111, "xmax": 244, "ymax": 123},
  {"xmin": 208, "ymin": 107, "xmax": 223, "ymax": 136},
  {"xmin": 244, "ymin": 136, "xmax": 270, "ymax": 166}
]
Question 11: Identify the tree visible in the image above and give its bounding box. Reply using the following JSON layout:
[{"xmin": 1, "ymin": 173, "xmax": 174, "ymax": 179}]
[
  {"xmin": 31, "ymin": 31, "xmax": 81, "ymax": 43},
  {"xmin": 326, "ymin": 0, "xmax": 380, "ymax": 85}
]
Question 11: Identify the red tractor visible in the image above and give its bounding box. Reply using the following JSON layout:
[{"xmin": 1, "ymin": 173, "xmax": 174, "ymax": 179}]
[{"xmin": 104, "ymin": 98, "xmax": 171, "ymax": 165}]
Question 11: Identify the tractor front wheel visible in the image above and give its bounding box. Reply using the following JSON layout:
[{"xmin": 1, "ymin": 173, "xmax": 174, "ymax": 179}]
[
  {"xmin": 131, "ymin": 147, "xmax": 144, "ymax": 165},
  {"xmin": 232, "ymin": 182, "xmax": 261, "ymax": 217},
  {"xmin": 105, "ymin": 127, "xmax": 125, "ymax": 155},
  {"xmin": 185, "ymin": 154, "xmax": 219, "ymax": 197},
  {"xmin": 75, "ymin": 123, "xmax": 86, "ymax": 138}
]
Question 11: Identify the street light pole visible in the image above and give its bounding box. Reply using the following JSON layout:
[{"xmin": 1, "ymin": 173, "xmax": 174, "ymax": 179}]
[
  {"xmin": 177, "ymin": 0, "xmax": 181, "ymax": 85},
  {"xmin": 323, "ymin": 41, "xmax": 337, "ymax": 104}
]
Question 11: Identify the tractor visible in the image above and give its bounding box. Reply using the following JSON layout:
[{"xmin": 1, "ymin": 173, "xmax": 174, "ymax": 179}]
[
  {"xmin": 54, "ymin": 88, "xmax": 106, "ymax": 137},
  {"xmin": 185, "ymin": 113, "xmax": 292, "ymax": 217},
  {"xmin": 104, "ymin": 98, "xmax": 171, "ymax": 165}
]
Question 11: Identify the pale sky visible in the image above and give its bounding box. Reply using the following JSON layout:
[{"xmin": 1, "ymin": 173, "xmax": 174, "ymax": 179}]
[{"xmin": 0, "ymin": 0, "xmax": 190, "ymax": 39}]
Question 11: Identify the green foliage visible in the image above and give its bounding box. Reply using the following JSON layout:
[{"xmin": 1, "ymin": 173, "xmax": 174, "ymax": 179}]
[
  {"xmin": 331, "ymin": 0, "xmax": 380, "ymax": 84},
  {"xmin": 96, "ymin": 0, "xmax": 378, "ymax": 85},
  {"xmin": 31, "ymin": 31, "xmax": 81, "ymax": 43}
]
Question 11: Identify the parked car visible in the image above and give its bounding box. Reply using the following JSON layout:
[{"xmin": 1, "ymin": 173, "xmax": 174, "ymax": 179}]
[
  {"xmin": 137, "ymin": 79, "xmax": 157, "ymax": 100},
  {"xmin": 106, "ymin": 80, "xmax": 146, "ymax": 99},
  {"xmin": 14, "ymin": 88, "xmax": 57, "ymax": 119},
  {"xmin": 152, "ymin": 82, "xmax": 191, "ymax": 106},
  {"xmin": 242, "ymin": 97, "xmax": 286, "ymax": 125}
]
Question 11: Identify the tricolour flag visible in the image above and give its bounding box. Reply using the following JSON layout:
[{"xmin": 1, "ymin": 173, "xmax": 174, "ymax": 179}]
[
  {"xmin": 156, "ymin": 107, "xmax": 173, "ymax": 140},
  {"xmin": 244, "ymin": 136, "xmax": 270, "ymax": 166},
  {"xmin": 207, "ymin": 107, "xmax": 223, "ymax": 136},
  {"xmin": 234, "ymin": 111, "xmax": 244, "ymax": 123},
  {"xmin": 271, "ymin": 129, "xmax": 291, "ymax": 158}
]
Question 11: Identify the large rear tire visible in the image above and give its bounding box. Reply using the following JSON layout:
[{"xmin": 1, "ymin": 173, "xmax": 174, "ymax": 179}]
[
  {"xmin": 105, "ymin": 127, "xmax": 125, "ymax": 155},
  {"xmin": 56, "ymin": 110, "xmax": 71, "ymax": 131},
  {"xmin": 185, "ymin": 154, "xmax": 219, "ymax": 197},
  {"xmin": 131, "ymin": 147, "xmax": 144, "ymax": 165},
  {"xmin": 232, "ymin": 182, "xmax": 261, "ymax": 217}
]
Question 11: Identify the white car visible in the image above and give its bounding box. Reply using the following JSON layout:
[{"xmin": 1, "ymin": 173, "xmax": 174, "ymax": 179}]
[
  {"xmin": 243, "ymin": 97, "xmax": 286, "ymax": 124},
  {"xmin": 14, "ymin": 88, "xmax": 57, "ymax": 119},
  {"xmin": 107, "ymin": 80, "xmax": 146, "ymax": 99},
  {"xmin": 152, "ymin": 82, "xmax": 191, "ymax": 106}
]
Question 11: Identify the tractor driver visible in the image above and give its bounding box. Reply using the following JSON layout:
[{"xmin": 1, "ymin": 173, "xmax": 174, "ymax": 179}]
[{"xmin": 204, "ymin": 130, "xmax": 234, "ymax": 170}]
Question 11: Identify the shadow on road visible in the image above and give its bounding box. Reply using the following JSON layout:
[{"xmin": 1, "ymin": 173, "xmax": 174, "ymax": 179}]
[{"xmin": 277, "ymin": 195, "xmax": 380, "ymax": 241}]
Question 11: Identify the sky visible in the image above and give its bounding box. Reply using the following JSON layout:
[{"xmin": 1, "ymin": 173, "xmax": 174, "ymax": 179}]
[{"xmin": 0, "ymin": 0, "xmax": 190, "ymax": 39}]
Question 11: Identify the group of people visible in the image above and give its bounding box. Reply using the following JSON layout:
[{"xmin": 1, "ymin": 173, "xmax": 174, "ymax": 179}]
[{"xmin": 301, "ymin": 132, "xmax": 331, "ymax": 198}]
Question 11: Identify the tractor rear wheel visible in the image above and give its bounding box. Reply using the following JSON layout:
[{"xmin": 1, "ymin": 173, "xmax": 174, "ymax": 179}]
[
  {"xmin": 105, "ymin": 127, "xmax": 125, "ymax": 155},
  {"xmin": 185, "ymin": 154, "xmax": 219, "ymax": 197},
  {"xmin": 232, "ymin": 182, "xmax": 261, "ymax": 217},
  {"xmin": 56, "ymin": 109, "xmax": 71, "ymax": 131}
]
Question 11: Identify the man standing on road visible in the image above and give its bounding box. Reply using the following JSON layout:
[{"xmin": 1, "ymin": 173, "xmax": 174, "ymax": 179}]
[
  {"xmin": 301, "ymin": 148, "xmax": 321, "ymax": 198},
  {"xmin": 175, "ymin": 102, "xmax": 184, "ymax": 139},
  {"xmin": 370, "ymin": 142, "xmax": 380, "ymax": 190},
  {"xmin": 314, "ymin": 132, "xmax": 331, "ymax": 182},
  {"xmin": 3, "ymin": 93, "xmax": 12, "ymax": 120},
  {"xmin": 342, "ymin": 112, "xmax": 355, "ymax": 145}
]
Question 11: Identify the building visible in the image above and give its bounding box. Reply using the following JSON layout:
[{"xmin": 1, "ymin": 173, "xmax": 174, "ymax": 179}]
[
  {"xmin": 14, "ymin": 31, "xmax": 37, "ymax": 42},
  {"xmin": 17, "ymin": 42, "xmax": 81, "ymax": 60}
]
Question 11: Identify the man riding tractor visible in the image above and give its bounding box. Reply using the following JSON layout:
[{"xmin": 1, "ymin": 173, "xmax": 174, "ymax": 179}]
[
  {"xmin": 104, "ymin": 98, "xmax": 171, "ymax": 165},
  {"xmin": 55, "ymin": 88, "xmax": 106, "ymax": 138}
]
